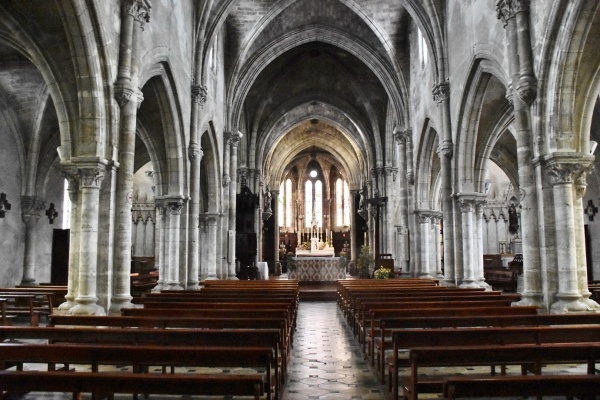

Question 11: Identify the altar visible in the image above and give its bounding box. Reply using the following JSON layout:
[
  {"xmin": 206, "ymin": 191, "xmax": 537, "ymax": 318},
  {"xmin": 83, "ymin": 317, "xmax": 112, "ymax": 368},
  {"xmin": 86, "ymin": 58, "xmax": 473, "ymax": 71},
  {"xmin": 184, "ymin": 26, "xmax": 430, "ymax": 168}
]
[{"xmin": 288, "ymin": 257, "xmax": 345, "ymax": 281}]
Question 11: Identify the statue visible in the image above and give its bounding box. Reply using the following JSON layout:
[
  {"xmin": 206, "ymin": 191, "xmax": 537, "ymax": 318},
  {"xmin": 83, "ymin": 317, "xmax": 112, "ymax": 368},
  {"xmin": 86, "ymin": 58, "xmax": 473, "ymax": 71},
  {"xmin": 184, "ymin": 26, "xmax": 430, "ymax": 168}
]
[{"xmin": 264, "ymin": 188, "xmax": 272, "ymax": 213}]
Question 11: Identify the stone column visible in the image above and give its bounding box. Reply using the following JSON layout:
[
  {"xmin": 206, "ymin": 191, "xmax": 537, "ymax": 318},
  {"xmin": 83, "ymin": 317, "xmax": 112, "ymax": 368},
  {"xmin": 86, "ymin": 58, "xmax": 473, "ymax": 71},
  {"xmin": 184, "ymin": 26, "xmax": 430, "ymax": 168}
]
[
  {"xmin": 152, "ymin": 203, "xmax": 166, "ymax": 291},
  {"xmin": 163, "ymin": 198, "xmax": 185, "ymax": 290},
  {"xmin": 70, "ymin": 163, "xmax": 106, "ymax": 315},
  {"xmin": 547, "ymin": 160, "xmax": 588, "ymax": 312},
  {"xmin": 457, "ymin": 194, "xmax": 479, "ymax": 288},
  {"xmin": 430, "ymin": 214, "xmax": 444, "ymax": 279},
  {"xmin": 272, "ymin": 189, "xmax": 280, "ymax": 263},
  {"xmin": 497, "ymin": 0, "xmax": 543, "ymax": 307},
  {"xmin": 418, "ymin": 212, "xmax": 433, "ymax": 279},
  {"xmin": 110, "ymin": 0, "xmax": 150, "ymax": 314},
  {"xmin": 187, "ymin": 84, "xmax": 207, "ymax": 290},
  {"xmin": 20, "ymin": 196, "xmax": 46, "ymax": 285},
  {"xmin": 433, "ymin": 83, "xmax": 456, "ymax": 287},
  {"xmin": 393, "ymin": 129, "xmax": 410, "ymax": 273},
  {"xmin": 475, "ymin": 200, "xmax": 490, "ymax": 288},
  {"xmin": 201, "ymin": 212, "xmax": 220, "ymax": 280},
  {"xmin": 58, "ymin": 167, "xmax": 80, "ymax": 311},
  {"xmin": 227, "ymin": 132, "xmax": 242, "ymax": 279},
  {"xmin": 350, "ymin": 189, "xmax": 358, "ymax": 261},
  {"xmin": 574, "ymin": 168, "xmax": 599, "ymax": 309}
]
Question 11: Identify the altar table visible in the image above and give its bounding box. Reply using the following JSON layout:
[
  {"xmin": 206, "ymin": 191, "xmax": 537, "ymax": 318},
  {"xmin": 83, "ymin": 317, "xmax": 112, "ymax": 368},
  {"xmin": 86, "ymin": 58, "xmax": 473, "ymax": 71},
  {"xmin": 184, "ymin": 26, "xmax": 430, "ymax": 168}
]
[{"xmin": 288, "ymin": 257, "xmax": 345, "ymax": 281}]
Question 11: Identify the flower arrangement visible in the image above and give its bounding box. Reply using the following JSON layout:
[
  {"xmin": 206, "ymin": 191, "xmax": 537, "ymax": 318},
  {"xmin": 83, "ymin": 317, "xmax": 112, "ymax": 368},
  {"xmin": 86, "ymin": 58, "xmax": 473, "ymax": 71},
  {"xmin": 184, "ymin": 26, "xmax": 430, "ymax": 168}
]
[
  {"xmin": 374, "ymin": 267, "xmax": 394, "ymax": 279},
  {"xmin": 357, "ymin": 245, "xmax": 374, "ymax": 278},
  {"xmin": 301, "ymin": 241, "xmax": 310, "ymax": 250}
]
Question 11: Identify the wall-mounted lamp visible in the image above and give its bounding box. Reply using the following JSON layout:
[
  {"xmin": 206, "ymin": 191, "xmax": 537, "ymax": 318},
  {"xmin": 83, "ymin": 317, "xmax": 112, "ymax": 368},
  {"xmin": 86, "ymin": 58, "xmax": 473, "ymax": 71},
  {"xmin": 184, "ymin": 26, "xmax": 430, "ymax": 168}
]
[
  {"xmin": 45, "ymin": 203, "xmax": 58, "ymax": 224},
  {"xmin": 0, "ymin": 193, "xmax": 11, "ymax": 218}
]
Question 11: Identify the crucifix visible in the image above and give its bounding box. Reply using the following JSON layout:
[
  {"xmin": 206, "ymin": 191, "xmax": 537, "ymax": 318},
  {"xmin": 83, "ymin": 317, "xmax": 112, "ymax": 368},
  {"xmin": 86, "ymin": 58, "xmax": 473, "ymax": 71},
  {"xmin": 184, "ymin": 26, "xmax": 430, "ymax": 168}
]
[
  {"xmin": 46, "ymin": 203, "xmax": 59, "ymax": 224},
  {"xmin": 365, "ymin": 189, "xmax": 387, "ymax": 262}
]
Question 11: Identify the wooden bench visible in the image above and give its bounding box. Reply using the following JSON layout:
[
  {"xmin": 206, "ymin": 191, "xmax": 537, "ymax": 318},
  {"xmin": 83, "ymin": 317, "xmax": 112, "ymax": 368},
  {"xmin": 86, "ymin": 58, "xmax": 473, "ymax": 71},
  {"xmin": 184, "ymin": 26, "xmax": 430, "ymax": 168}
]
[
  {"xmin": 9, "ymin": 286, "xmax": 66, "ymax": 308},
  {"xmin": 0, "ymin": 292, "xmax": 53, "ymax": 326},
  {"xmin": 0, "ymin": 342, "xmax": 273, "ymax": 399},
  {"xmin": 0, "ymin": 326, "xmax": 283, "ymax": 399},
  {"xmin": 366, "ymin": 305, "xmax": 538, "ymax": 369},
  {"xmin": 378, "ymin": 311, "xmax": 600, "ymax": 385},
  {"xmin": 0, "ymin": 370, "xmax": 265, "ymax": 400},
  {"xmin": 389, "ymin": 325, "xmax": 600, "ymax": 400},
  {"xmin": 443, "ymin": 374, "xmax": 600, "ymax": 399},
  {"xmin": 130, "ymin": 271, "xmax": 158, "ymax": 296},
  {"xmin": 404, "ymin": 343, "xmax": 600, "ymax": 400}
]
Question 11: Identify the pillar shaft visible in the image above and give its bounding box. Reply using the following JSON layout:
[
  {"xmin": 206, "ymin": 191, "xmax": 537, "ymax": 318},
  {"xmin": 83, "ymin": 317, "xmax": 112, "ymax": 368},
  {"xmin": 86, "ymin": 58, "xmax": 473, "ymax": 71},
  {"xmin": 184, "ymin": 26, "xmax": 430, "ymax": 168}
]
[
  {"xmin": 59, "ymin": 169, "xmax": 80, "ymax": 311},
  {"xmin": 152, "ymin": 204, "xmax": 166, "ymax": 292},
  {"xmin": 457, "ymin": 196, "xmax": 479, "ymax": 288},
  {"xmin": 202, "ymin": 213, "xmax": 219, "ymax": 280},
  {"xmin": 70, "ymin": 164, "xmax": 106, "ymax": 315},
  {"xmin": 227, "ymin": 133, "xmax": 241, "ymax": 279},
  {"xmin": 575, "ymin": 173, "xmax": 599, "ymax": 308},
  {"xmin": 164, "ymin": 199, "xmax": 184, "ymax": 290},
  {"xmin": 20, "ymin": 196, "xmax": 45, "ymax": 285},
  {"xmin": 418, "ymin": 212, "xmax": 433, "ymax": 278},
  {"xmin": 393, "ymin": 130, "xmax": 410, "ymax": 273}
]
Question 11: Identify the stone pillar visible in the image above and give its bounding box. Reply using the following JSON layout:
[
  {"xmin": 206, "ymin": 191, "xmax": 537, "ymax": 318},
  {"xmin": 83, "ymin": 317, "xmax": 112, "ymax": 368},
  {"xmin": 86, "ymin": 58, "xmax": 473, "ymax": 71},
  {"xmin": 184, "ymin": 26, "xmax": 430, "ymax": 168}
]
[
  {"xmin": 475, "ymin": 200, "xmax": 490, "ymax": 288},
  {"xmin": 393, "ymin": 129, "xmax": 410, "ymax": 273},
  {"xmin": 272, "ymin": 189, "xmax": 280, "ymax": 263},
  {"xmin": 457, "ymin": 194, "xmax": 479, "ymax": 288},
  {"xmin": 497, "ymin": 0, "xmax": 543, "ymax": 308},
  {"xmin": 431, "ymin": 214, "xmax": 444, "ymax": 279},
  {"xmin": 418, "ymin": 212, "xmax": 433, "ymax": 279},
  {"xmin": 349, "ymin": 189, "xmax": 358, "ymax": 261},
  {"xmin": 227, "ymin": 132, "xmax": 242, "ymax": 279},
  {"xmin": 547, "ymin": 160, "xmax": 589, "ymax": 312},
  {"xmin": 70, "ymin": 163, "xmax": 106, "ymax": 315},
  {"xmin": 574, "ymin": 168, "xmax": 599, "ymax": 309},
  {"xmin": 200, "ymin": 213, "xmax": 220, "ymax": 280},
  {"xmin": 58, "ymin": 168, "xmax": 80, "ymax": 311},
  {"xmin": 163, "ymin": 198, "xmax": 185, "ymax": 290},
  {"xmin": 20, "ymin": 196, "xmax": 46, "ymax": 285},
  {"xmin": 433, "ymin": 83, "xmax": 456, "ymax": 287},
  {"xmin": 152, "ymin": 203, "xmax": 166, "ymax": 292},
  {"xmin": 187, "ymin": 84, "xmax": 207, "ymax": 290},
  {"xmin": 110, "ymin": 0, "xmax": 150, "ymax": 315}
]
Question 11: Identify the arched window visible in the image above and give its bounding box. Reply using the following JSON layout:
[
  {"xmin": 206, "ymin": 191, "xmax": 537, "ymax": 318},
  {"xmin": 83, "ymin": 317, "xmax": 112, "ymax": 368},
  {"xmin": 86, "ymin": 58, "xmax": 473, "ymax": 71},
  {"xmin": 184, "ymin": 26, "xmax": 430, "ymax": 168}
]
[
  {"xmin": 285, "ymin": 178, "xmax": 292, "ymax": 227},
  {"xmin": 335, "ymin": 178, "xmax": 351, "ymax": 226},
  {"xmin": 278, "ymin": 182, "xmax": 284, "ymax": 227},
  {"xmin": 315, "ymin": 180, "xmax": 322, "ymax": 228},
  {"xmin": 418, "ymin": 28, "xmax": 428, "ymax": 67},
  {"xmin": 278, "ymin": 178, "xmax": 293, "ymax": 228},
  {"xmin": 305, "ymin": 180, "xmax": 313, "ymax": 227}
]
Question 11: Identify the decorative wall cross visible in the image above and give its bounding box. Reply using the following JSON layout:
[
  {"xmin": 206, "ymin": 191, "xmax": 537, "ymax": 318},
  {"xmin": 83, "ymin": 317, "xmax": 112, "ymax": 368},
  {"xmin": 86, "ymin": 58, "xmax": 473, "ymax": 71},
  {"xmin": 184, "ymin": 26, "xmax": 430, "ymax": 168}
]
[
  {"xmin": 0, "ymin": 193, "xmax": 11, "ymax": 218},
  {"xmin": 586, "ymin": 200, "xmax": 598, "ymax": 221},
  {"xmin": 46, "ymin": 203, "xmax": 58, "ymax": 224}
]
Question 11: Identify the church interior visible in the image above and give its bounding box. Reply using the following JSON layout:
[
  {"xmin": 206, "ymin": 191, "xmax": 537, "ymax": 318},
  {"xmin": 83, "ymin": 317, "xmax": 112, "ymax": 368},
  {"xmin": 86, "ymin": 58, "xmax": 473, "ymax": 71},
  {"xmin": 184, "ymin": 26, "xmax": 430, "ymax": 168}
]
[{"xmin": 2, "ymin": 0, "xmax": 600, "ymax": 398}]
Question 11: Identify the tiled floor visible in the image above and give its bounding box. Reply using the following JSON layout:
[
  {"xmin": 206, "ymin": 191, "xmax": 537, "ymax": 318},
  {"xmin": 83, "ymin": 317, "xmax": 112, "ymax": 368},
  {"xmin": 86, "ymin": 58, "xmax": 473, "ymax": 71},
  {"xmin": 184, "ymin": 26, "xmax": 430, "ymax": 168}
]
[{"xmin": 283, "ymin": 301, "xmax": 385, "ymax": 400}]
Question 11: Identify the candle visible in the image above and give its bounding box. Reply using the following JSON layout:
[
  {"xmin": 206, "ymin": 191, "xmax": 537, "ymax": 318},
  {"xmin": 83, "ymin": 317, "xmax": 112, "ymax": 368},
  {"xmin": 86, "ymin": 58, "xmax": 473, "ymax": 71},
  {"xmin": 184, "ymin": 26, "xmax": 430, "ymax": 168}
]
[{"xmin": 364, "ymin": 231, "xmax": 367, "ymax": 243}]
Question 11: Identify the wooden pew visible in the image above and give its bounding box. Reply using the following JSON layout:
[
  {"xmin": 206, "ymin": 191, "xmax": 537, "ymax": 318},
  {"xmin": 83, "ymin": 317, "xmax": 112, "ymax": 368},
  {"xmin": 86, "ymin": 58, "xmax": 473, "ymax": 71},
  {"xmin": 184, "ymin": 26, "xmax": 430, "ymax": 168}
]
[
  {"xmin": 0, "ymin": 299, "xmax": 7, "ymax": 326},
  {"xmin": 404, "ymin": 343, "xmax": 600, "ymax": 400},
  {"xmin": 0, "ymin": 343, "xmax": 273, "ymax": 399},
  {"xmin": 0, "ymin": 370, "xmax": 265, "ymax": 400},
  {"xmin": 389, "ymin": 325, "xmax": 600, "ymax": 400},
  {"xmin": 0, "ymin": 326, "xmax": 283, "ymax": 398},
  {"xmin": 365, "ymin": 305, "xmax": 538, "ymax": 368},
  {"xmin": 443, "ymin": 374, "xmax": 600, "ymax": 399},
  {"xmin": 0, "ymin": 292, "xmax": 53, "ymax": 326},
  {"xmin": 7, "ymin": 286, "xmax": 66, "ymax": 308},
  {"xmin": 378, "ymin": 312, "xmax": 600, "ymax": 385}
]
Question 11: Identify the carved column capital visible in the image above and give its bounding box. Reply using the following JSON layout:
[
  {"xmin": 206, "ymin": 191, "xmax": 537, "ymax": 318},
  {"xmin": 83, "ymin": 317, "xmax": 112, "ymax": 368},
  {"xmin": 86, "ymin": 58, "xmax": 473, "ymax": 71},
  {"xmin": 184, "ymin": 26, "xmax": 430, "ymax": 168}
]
[
  {"xmin": 21, "ymin": 196, "xmax": 46, "ymax": 226},
  {"xmin": 393, "ymin": 128, "xmax": 411, "ymax": 145},
  {"xmin": 432, "ymin": 82, "xmax": 450, "ymax": 104},
  {"xmin": 545, "ymin": 156, "xmax": 590, "ymax": 186},
  {"xmin": 416, "ymin": 210, "xmax": 431, "ymax": 224},
  {"xmin": 191, "ymin": 84, "xmax": 208, "ymax": 107},
  {"xmin": 131, "ymin": 0, "xmax": 152, "ymax": 29},
  {"xmin": 114, "ymin": 84, "xmax": 143, "ymax": 109},
  {"xmin": 229, "ymin": 132, "xmax": 242, "ymax": 148},
  {"xmin": 437, "ymin": 142, "xmax": 454, "ymax": 159},
  {"xmin": 496, "ymin": 0, "xmax": 516, "ymax": 27},
  {"xmin": 77, "ymin": 164, "xmax": 106, "ymax": 189},
  {"xmin": 188, "ymin": 143, "xmax": 203, "ymax": 160}
]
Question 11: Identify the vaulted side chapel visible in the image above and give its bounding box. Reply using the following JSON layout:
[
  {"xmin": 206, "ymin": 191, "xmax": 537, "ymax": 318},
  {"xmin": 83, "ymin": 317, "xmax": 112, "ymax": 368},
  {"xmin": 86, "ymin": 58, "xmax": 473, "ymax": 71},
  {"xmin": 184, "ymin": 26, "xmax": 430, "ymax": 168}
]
[{"xmin": 1, "ymin": 0, "xmax": 600, "ymax": 314}]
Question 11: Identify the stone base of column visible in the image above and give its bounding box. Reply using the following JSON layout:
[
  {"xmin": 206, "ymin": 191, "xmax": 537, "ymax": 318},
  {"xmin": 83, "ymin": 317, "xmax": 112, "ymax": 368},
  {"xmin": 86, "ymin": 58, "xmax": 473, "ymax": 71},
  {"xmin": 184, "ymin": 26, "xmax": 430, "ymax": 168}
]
[
  {"xmin": 204, "ymin": 275, "xmax": 219, "ymax": 280},
  {"xmin": 186, "ymin": 281, "xmax": 200, "ymax": 290},
  {"xmin": 69, "ymin": 301, "xmax": 106, "ymax": 316},
  {"xmin": 57, "ymin": 300, "xmax": 76, "ymax": 312},
  {"xmin": 551, "ymin": 294, "xmax": 592, "ymax": 313},
  {"xmin": 476, "ymin": 279, "xmax": 491, "ymax": 290},
  {"xmin": 108, "ymin": 295, "xmax": 135, "ymax": 315},
  {"xmin": 19, "ymin": 279, "xmax": 38, "ymax": 286},
  {"xmin": 580, "ymin": 293, "xmax": 600, "ymax": 310},
  {"xmin": 514, "ymin": 291, "xmax": 544, "ymax": 308},
  {"xmin": 228, "ymin": 275, "xmax": 239, "ymax": 280},
  {"xmin": 418, "ymin": 273, "xmax": 434, "ymax": 279},
  {"xmin": 162, "ymin": 281, "xmax": 184, "ymax": 290},
  {"xmin": 441, "ymin": 279, "xmax": 457, "ymax": 287},
  {"xmin": 459, "ymin": 280, "xmax": 480, "ymax": 289},
  {"xmin": 151, "ymin": 283, "xmax": 164, "ymax": 292}
]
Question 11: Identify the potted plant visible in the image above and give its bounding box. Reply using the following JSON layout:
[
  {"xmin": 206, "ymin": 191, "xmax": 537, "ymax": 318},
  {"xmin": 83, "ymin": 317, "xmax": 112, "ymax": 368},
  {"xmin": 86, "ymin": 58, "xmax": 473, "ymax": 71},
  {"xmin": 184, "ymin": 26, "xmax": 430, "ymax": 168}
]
[
  {"xmin": 357, "ymin": 245, "xmax": 374, "ymax": 278},
  {"xmin": 374, "ymin": 266, "xmax": 394, "ymax": 279}
]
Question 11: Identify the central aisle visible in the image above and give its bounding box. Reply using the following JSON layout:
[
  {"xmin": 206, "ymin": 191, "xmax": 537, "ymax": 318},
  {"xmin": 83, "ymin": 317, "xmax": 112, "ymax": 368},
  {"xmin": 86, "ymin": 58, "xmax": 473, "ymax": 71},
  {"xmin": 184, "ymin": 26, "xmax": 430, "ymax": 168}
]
[{"xmin": 283, "ymin": 301, "xmax": 385, "ymax": 400}]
